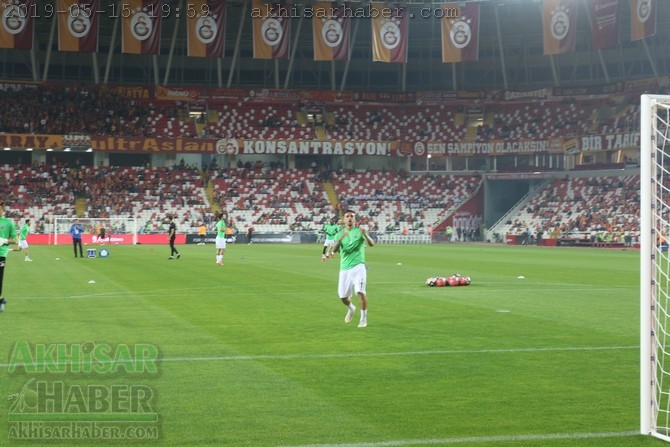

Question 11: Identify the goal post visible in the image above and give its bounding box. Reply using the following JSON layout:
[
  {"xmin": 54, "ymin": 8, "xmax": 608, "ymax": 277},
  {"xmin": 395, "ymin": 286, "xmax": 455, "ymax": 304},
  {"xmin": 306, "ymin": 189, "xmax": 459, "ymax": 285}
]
[
  {"xmin": 641, "ymin": 94, "xmax": 670, "ymax": 440},
  {"xmin": 52, "ymin": 216, "xmax": 138, "ymax": 245}
]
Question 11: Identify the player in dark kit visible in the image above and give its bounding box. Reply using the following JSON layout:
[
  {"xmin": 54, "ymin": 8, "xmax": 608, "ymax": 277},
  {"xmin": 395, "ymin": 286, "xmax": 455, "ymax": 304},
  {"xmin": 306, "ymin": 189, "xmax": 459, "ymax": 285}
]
[
  {"xmin": 98, "ymin": 224, "xmax": 106, "ymax": 244},
  {"xmin": 168, "ymin": 216, "xmax": 181, "ymax": 260},
  {"xmin": 0, "ymin": 200, "xmax": 16, "ymax": 312}
]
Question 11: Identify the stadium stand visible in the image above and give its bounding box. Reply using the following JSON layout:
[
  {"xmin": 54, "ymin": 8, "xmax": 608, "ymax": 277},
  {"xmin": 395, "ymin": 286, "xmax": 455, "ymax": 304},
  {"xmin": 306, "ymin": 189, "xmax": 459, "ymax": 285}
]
[
  {"xmin": 330, "ymin": 170, "xmax": 482, "ymax": 234},
  {"xmin": 0, "ymin": 164, "xmax": 207, "ymax": 235},
  {"xmin": 493, "ymin": 174, "xmax": 640, "ymax": 245},
  {"xmin": 211, "ymin": 166, "xmax": 330, "ymax": 233},
  {"xmin": 0, "ymin": 82, "xmax": 657, "ymax": 242},
  {"xmin": 0, "ymin": 83, "xmax": 650, "ymax": 144}
]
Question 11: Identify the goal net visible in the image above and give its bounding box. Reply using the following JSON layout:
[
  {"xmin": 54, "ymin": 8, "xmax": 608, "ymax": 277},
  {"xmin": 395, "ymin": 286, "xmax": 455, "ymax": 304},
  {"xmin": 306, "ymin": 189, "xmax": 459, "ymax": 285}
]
[
  {"xmin": 52, "ymin": 217, "xmax": 138, "ymax": 245},
  {"xmin": 641, "ymin": 94, "xmax": 670, "ymax": 440}
]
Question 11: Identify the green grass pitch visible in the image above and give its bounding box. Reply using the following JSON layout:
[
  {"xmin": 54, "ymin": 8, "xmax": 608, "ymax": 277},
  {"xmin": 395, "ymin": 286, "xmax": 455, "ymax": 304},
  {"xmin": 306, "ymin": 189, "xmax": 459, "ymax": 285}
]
[{"xmin": 0, "ymin": 242, "xmax": 663, "ymax": 446}]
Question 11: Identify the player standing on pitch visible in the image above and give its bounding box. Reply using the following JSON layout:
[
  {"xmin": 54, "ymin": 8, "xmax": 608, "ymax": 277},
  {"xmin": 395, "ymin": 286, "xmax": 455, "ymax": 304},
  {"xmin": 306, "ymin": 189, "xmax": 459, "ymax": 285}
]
[
  {"xmin": 17, "ymin": 218, "xmax": 32, "ymax": 262},
  {"xmin": 332, "ymin": 209, "xmax": 374, "ymax": 328},
  {"xmin": 0, "ymin": 201, "xmax": 17, "ymax": 312},
  {"xmin": 321, "ymin": 217, "xmax": 340, "ymax": 262},
  {"xmin": 70, "ymin": 219, "xmax": 84, "ymax": 258},
  {"xmin": 168, "ymin": 216, "xmax": 181, "ymax": 260},
  {"xmin": 215, "ymin": 213, "xmax": 227, "ymax": 266}
]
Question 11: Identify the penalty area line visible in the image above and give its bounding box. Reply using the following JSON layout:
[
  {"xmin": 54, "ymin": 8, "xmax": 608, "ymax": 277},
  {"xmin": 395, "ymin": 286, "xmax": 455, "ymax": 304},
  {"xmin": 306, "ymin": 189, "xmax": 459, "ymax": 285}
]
[{"xmin": 276, "ymin": 430, "xmax": 640, "ymax": 447}]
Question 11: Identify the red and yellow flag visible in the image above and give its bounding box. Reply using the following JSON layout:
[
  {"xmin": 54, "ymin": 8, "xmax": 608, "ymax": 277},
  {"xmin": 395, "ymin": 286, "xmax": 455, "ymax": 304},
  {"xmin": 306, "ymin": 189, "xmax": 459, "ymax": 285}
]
[
  {"xmin": 0, "ymin": 0, "xmax": 35, "ymax": 49},
  {"xmin": 630, "ymin": 0, "xmax": 656, "ymax": 41},
  {"xmin": 252, "ymin": 0, "xmax": 291, "ymax": 60},
  {"xmin": 542, "ymin": 0, "xmax": 577, "ymax": 55},
  {"xmin": 312, "ymin": 1, "xmax": 350, "ymax": 61},
  {"xmin": 122, "ymin": 0, "xmax": 162, "ymax": 55},
  {"xmin": 370, "ymin": 2, "xmax": 408, "ymax": 63},
  {"xmin": 58, "ymin": 0, "xmax": 99, "ymax": 52},
  {"xmin": 441, "ymin": 3, "xmax": 480, "ymax": 63},
  {"xmin": 187, "ymin": 0, "xmax": 227, "ymax": 57}
]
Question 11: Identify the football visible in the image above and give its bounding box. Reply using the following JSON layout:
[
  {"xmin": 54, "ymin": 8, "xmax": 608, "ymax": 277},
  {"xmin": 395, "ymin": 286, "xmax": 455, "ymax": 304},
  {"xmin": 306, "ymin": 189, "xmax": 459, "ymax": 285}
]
[
  {"xmin": 447, "ymin": 276, "xmax": 459, "ymax": 286},
  {"xmin": 425, "ymin": 277, "xmax": 437, "ymax": 286}
]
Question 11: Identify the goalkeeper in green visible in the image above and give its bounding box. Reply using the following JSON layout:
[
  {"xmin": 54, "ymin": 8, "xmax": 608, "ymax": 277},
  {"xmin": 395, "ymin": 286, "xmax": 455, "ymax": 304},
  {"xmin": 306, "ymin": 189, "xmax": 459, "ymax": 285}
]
[
  {"xmin": 0, "ymin": 200, "xmax": 16, "ymax": 312},
  {"xmin": 321, "ymin": 217, "xmax": 340, "ymax": 262}
]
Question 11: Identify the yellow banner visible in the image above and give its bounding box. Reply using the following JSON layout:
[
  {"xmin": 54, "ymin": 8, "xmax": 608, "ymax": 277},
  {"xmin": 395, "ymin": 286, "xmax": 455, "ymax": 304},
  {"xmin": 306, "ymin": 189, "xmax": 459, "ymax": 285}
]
[
  {"xmin": 0, "ymin": 134, "xmax": 62, "ymax": 149},
  {"xmin": 92, "ymin": 137, "xmax": 217, "ymax": 153}
]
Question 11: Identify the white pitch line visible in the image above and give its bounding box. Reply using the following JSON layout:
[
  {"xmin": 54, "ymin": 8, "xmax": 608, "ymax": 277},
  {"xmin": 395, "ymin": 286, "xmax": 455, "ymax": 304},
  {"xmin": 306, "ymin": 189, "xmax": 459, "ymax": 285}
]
[
  {"xmin": 275, "ymin": 430, "xmax": 640, "ymax": 447},
  {"xmin": 0, "ymin": 345, "xmax": 638, "ymax": 369},
  {"xmin": 9, "ymin": 282, "xmax": 637, "ymax": 301},
  {"xmin": 157, "ymin": 345, "xmax": 638, "ymax": 363}
]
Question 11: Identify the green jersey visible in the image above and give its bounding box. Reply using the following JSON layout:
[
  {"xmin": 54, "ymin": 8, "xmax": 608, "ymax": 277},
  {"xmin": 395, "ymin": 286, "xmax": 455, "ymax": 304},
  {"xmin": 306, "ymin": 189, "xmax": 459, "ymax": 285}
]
[
  {"xmin": 323, "ymin": 223, "xmax": 339, "ymax": 241},
  {"xmin": 337, "ymin": 227, "xmax": 367, "ymax": 270},
  {"xmin": 0, "ymin": 217, "xmax": 16, "ymax": 257},
  {"xmin": 18, "ymin": 224, "xmax": 29, "ymax": 241},
  {"xmin": 215, "ymin": 220, "xmax": 227, "ymax": 238}
]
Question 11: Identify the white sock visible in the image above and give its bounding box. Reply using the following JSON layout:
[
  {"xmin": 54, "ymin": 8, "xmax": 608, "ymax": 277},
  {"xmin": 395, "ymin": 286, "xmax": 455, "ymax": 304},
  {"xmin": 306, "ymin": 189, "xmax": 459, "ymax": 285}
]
[
  {"xmin": 361, "ymin": 309, "xmax": 367, "ymax": 320},
  {"xmin": 348, "ymin": 303, "xmax": 356, "ymax": 311}
]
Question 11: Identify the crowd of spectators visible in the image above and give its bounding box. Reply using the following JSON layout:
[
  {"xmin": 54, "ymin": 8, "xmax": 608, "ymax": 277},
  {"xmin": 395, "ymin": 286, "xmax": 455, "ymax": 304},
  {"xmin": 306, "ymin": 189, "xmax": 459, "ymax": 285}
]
[
  {"xmin": 0, "ymin": 83, "xmax": 660, "ymax": 145},
  {"xmin": 0, "ymin": 85, "xmax": 154, "ymax": 137},
  {"xmin": 500, "ymin": 175, "xmax": 639, "ymax": 244},
  {"xmin": 0, "ymin": 157, "xmax": 646, "ymax": 242},
  {"xmin": 0, "ymin": 162, "xmax": 207, "ymax": 234}
]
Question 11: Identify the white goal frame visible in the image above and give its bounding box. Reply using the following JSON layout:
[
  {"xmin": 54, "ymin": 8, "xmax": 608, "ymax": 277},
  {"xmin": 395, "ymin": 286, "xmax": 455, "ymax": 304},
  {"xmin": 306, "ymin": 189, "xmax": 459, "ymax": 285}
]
[
  {"xmin": 53, "ymin": 216, "xmax": 138, "ymax": 245},
  {"xmin": 641, "ymin": 94, "xmax": 670, "ymax": 440}
]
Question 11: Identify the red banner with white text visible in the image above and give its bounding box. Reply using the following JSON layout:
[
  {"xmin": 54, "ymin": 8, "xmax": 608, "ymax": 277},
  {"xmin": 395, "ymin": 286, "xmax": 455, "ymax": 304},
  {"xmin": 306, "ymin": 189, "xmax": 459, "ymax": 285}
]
[
  {"xmin": 32, "ymin": 234, "xmax": 185, "ymax": 245},
  {"xmin": 589, "ymin": 0, "xmax": 619, "ymax": 50}
]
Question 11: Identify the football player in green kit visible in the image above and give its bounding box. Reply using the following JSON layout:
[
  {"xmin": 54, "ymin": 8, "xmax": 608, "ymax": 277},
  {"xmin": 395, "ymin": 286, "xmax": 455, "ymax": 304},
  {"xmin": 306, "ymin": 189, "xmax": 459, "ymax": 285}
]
[
  {"xmin": 321, "ymin": 217, "xmax": 340, "ymax": 262},
  {"xmin": 332, "ymin": 209, "xmax": 374, "ymax": 328}
]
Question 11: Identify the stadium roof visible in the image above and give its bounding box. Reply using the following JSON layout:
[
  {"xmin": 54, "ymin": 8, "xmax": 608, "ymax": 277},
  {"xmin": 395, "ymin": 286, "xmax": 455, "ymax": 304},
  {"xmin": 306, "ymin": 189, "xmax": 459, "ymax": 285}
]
[{"xmin": 2, "ymin": 0, "xmax": 669, "ymax": 92}]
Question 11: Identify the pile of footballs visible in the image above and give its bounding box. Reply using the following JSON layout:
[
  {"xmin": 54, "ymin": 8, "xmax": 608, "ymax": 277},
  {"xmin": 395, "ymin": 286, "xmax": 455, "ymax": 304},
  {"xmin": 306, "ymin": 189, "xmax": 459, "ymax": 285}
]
[{"xmin": 425, "ymin": 274, "xmax": 471, "ymax": 287}]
